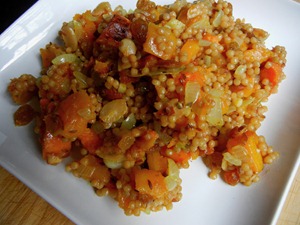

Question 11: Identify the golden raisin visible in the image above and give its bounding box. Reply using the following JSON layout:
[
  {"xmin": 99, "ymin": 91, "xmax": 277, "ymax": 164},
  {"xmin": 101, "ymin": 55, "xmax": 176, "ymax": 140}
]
[{"xmin": 14, "ymin": 104, "xmax": 36, "ymax": 126}]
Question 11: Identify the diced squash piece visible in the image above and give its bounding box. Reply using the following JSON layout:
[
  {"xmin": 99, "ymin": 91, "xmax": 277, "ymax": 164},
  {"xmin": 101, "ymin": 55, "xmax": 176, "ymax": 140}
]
[
  {"xmin": 135, "ymin": 168, "xmax": 167, "ymax": 198},
  {"xmin": 143, "ymin": 22, "xmax": 177, "ymax": 60},
  {"xmin": 147, "ymin": 151, "xmax": 168, "ymax": 174},
  {"xmin": 135, "ymin": 129, "xmax": 159, "ymax": 150},
  {"xmin": 260, "ymin": 62, "xmax": 283, "ymax": 87},
  {"xmin": 40, "ymin": 44, "xmax": 64, "ymax": 68},
  {"xmin": 175, "ymin": 69, "xmax": 205, "ymax": 88},
  {"xmin": 245, "ymin": 131, "xmax": 264, "ymax": 173},
  {"xmin": 180, "ymin": 39, "xmax": 201, "ymax": 64},
  {"xmin": 58, "ymin": 90, "xmax": 95, "ymax": 139},
  {"xmin": 227, "ymin": 130, "xmax": 264, "ymax": 173},
  {"xmin": 94, "ymin": 60, "xmax": 112, "ymax": 74},
  {"xmin": 41, "ymin": 131, "xmax": 71, "ymax": 164},
  {"xmin": 202, "ymin": 33, "xmax": 219, "ymax": 43},
  {"xmin": 78, "ymin": 128, "xmax": 102, "ymax": 154}
]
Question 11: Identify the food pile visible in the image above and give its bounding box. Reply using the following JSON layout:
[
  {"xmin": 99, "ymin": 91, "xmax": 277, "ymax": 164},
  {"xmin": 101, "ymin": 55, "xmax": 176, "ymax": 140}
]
[{"xmin": 8, "ymin": 0, "xmax": 286, "ymax": 216}]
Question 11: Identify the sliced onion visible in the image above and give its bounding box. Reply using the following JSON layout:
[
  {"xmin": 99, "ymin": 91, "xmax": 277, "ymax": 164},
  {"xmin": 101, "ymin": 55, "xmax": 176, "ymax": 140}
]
[
  {"xmin": 153, "ymin": 120, "xmax": 172, "ymax": 144},
  {"xmin": 73, "ymin": 71, "xmax": 88, "ymax": 89},
  {"xmin": 119, "ymin": 38, "xmax": 137, "ymax": 57},
  {"xmin": 230, "ymin": 145, "xmax": 249, "ymax": 163},
  {"xmin": 187, "ymin": 6, "xmax": 198, "ymax": 19},
  {"xmin": 164, "ymin": 176, "xmax": 178, "ymax": 191},
  {"xmin": 167, "ymin": 158, "xmax": 180, "ymax": 179},
  {"xmin": 212, "ymin": 10, "xmax": 224, "ymax": 27},
  {"xmin": 118, "ymin": 135, "xmax": 135, "ymax": 151},
  {"xmin": 221, "ymin": 159, "xmax": 228, "ymax": 171},
  {"xmin": 235, "ymin": 36, "xmax": 244, "ymax": 47},
  {"xmin": 241, "ymin": 97, "xmax": 254, "ymax": 108},
  {"xmin": 199, "ymin": 39, "xmax": 211, "ymax": 46},
  {"xmin": 234, "ymin": 65, "xmax": 247, "ymax": 78},
  {"xmin": 164, "ymin": 18, "xmax": 186, "ymax": 35},
  {"xmin": 206, "ymin": 90, "xmax": 224, "ymax": 127},
  {"xmin": 223, "ymin": 152, "xmax": 242, "ymax": 166},
  {"xmin": 92, "ymin": 2, "xmax": 111, "ymax": 16},
  {"xmin": 164, "ymin": 158, "xmax": 180, "ymax": 191},
  {"xmin": 103, "ymin": 155, "xmax": 124, "ymax": 169},
  {"xmin": 60, "ymin": 24, "xmax": 78, "ymax": 51},
  {"xmin": 121, "ymin": 113, "xmax": 136, "ymax": 130},
  {"xmin": 100, "ymin": 99, "xmax": 128, "ymax": 123},
  {"xmin": 76, "ymin": 164, "xmax": 96, "ymax": 179},
  {"xmin": 204, "ymin": 55, "xmax": 211, "ymax": 66},
  {"xmin": 189, "ymin": 16, "xmax": 210, "ymax": 30},
  {"xmin": 185, "ymin": 81, "xmax": 200, "ymax": 106},
  {"xmin": 52, "ymin": 53, "xmax": 80, "ymax": 65},
  {"xmin": 77, "ymin": 108, "xmax": 93, "ymax": 120},
  {"xmin": 73, "ymin": 20, "xmax": 84, "ymax": 40}
]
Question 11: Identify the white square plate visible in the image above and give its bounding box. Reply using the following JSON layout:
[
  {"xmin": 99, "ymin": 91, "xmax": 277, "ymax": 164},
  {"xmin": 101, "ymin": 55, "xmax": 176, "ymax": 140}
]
[{"xmin": 0, "ymin": 0, "xmax": 299, "ymax": 225}]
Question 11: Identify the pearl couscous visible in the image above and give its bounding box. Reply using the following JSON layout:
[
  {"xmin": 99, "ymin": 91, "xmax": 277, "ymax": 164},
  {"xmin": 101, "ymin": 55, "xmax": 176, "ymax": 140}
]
[{"xmin": 8, "ymin": 0, "xmax": 286, "ymax": 216}]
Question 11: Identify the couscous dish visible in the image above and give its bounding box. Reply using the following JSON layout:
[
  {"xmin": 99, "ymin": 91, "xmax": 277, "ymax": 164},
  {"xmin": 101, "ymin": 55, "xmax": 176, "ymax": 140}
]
[{"xmin": 8, "ymin": 0, "xmax": 286, "ymax": 216}]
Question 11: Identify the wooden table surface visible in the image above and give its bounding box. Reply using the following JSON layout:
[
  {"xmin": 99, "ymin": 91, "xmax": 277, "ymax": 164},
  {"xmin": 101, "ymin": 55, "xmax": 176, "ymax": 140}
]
[{"xmin": 0, "ymin": 165, "xmax": 299, "ymax": 225}]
